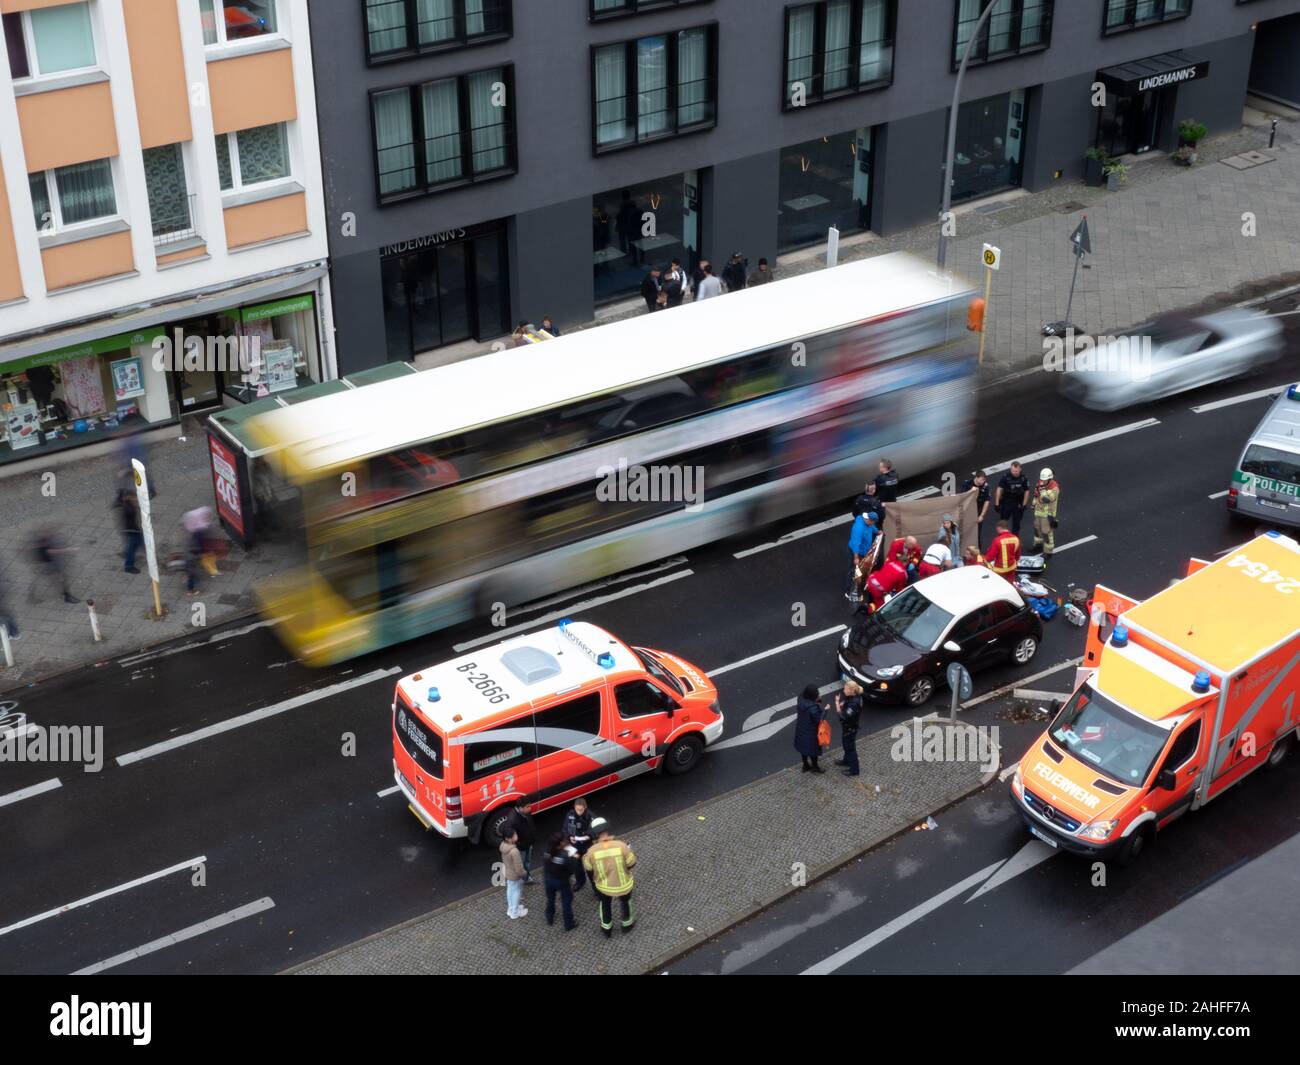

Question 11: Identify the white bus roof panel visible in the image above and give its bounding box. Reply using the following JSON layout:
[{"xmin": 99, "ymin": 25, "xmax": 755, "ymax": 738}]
[{"xmin": 251, "ymin": 252, "xmax": 970, "ymax": 476}]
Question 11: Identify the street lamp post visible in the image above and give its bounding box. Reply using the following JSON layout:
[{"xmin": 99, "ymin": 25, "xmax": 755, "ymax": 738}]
[{"xmin": 937, "ymin": 1, "xmax": 1001, "ymax": 273}]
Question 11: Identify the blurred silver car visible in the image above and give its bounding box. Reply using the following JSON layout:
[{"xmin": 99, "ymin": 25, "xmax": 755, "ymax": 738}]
[{"xmin": 1058, "ymin": 310, "xmax": 1283, "ymax": 412}]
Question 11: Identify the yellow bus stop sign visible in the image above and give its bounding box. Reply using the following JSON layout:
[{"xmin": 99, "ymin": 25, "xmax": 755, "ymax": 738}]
[{"xmin": 982, "ymin": 244, "xmax": 1001, "ymax": 270}]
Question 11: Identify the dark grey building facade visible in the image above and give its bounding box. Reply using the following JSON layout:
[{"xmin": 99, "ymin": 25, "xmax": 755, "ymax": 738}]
[{"xmin": 310, "ymin": 0, "xmax": 1300, "ymax": 374}]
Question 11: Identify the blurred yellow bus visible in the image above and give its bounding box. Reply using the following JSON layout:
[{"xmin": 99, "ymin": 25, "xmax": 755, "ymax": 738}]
[{"xmin": 247, "ymin": 252, "xmax": 976, "ymax": 665}]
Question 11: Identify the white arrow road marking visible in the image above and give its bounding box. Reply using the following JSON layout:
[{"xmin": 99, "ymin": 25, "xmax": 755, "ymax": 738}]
[
  {"xmin": 1190, "ymin": 386, "xmax": 1283, "ymax": 413},
  {"xmin": 452, "ymin": 570, "xmax": 694, "ymax": 652},
  {"xmin": 965, "ymin": 839, "xmax": 1058, "ymax": 902},
  {"xmin": 706, "ymin": 625, "xmax": 846, "ymax": 678},
  {"xmin": 0, "ymin": 856, "xmax": 206, "ymax": 938},
  {"xmin": 801, "ymin": 861, "xmax": 1004, "ymax": 975},
  {"xmin": 72, "ymin": 897, "xmax": 276, "ymax": 975},
  {"xmin": 713, "ymin": 683, "xmax": 841, "ymax": 752}
]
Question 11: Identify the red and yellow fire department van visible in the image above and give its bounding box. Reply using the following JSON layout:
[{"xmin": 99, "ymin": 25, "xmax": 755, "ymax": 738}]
[
  {"xmin": 1012, "ymin": 531, "xmax": 1300, "ymax": 864},
  {"xmin": 392, "ymin": 619, "xmax": 723, "ymax": 844}
]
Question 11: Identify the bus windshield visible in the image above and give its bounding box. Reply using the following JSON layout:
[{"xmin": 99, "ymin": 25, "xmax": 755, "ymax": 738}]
[{"xmin": 1049, "ymin": 684, "xmax": 1169, "ymax": 787}]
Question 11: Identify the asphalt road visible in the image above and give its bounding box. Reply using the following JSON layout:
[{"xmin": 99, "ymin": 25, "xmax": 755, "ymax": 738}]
[{"xmin": 2, "ymin": 293, "xmax": 1298, "ymax": 975}]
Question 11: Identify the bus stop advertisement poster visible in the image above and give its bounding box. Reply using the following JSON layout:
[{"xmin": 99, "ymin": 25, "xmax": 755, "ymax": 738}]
[{"xmin": 207, "ymin": 428, "xmax": 255, "ymax": 548}]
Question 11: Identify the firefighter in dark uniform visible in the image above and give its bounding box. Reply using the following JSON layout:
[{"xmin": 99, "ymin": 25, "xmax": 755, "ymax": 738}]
[{"xmin": 994, "ymin": 461, "xmax": 1030, "ymax": 538}]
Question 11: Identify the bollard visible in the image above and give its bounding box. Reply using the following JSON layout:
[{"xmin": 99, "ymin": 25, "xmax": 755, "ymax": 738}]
[
  {"xmin": 1270, "ymin": 118, "xmax": 1278, "ymax": 149},
  {"xmin": 87, "ymin": 599, "xmax": 103, "ymax": 643},
  {"xmin": 0, "ymin": 624, "xmax": 13, "ymax": 668}
]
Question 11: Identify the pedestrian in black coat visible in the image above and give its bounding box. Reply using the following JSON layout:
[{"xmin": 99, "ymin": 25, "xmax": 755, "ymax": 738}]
[
  {"xmin": 640, "ymin": 267, "xmax": 661, "ymax": 313},
  {"xmin": 793, "ymin": 684, "xmax": 826, "ymax": 773}
]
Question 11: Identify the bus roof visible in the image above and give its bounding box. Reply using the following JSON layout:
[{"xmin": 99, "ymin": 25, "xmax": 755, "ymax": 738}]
[
  {"xmin": 249, "ymin": 252, "xmax": 968, "ymax": 478},
  {"xmin": 1122, "ymin": 532, "xmax": 1300, "ymax": 675},
  {"xmin": 397, "ymin": 621, "xmax": 640, "ymax": 735}
]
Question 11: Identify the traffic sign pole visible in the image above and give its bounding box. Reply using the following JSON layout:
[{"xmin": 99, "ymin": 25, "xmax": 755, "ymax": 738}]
[
  {"xmin": 133, "ymin": 460, "xmax": 163, "ymax": 619},
  {"xmin": 978, "ymin": 267, "xmax": 992, "ymax": 366}
]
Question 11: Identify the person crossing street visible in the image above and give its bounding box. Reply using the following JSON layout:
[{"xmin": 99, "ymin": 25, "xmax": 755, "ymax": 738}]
[
  {"xmin": 582, "ymin": 818, "xmax": 636, "ymax": 938},
  {"xmin": 1031, "ymin": 468, "xmax": 1061, "ymax": 560}
]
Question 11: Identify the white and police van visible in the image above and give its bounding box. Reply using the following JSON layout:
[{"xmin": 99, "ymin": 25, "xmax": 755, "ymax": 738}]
[{"xmin": 1227, "ymin": 384, "xmax": 1300, "ymax": 529}]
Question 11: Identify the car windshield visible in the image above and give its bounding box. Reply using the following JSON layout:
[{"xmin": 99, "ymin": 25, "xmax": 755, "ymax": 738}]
[
  {"xmin": 1049, "ymin": 684, "xmax": 1169, "ymax": 787},
  {"xmin": 634, "ymin": 648, "xmax": 684, "ymax": 696},
  {"xmin": 1242, "ymin": 444, "xmax": 1300, "ymax": 487},
  {"xmin": 874, "ymin": 587, "xmax": 954, "ymax": 650}
]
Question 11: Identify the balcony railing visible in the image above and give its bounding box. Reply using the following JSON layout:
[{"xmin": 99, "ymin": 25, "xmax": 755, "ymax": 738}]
[{"xmin": 152, "ymin": 193, "xmax": 200, "ymax": 247}]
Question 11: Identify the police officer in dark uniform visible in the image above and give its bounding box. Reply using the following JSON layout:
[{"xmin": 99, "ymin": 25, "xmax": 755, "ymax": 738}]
[
  {"xmin": 833, "ymin": 682, "xmax": 863, "ymax": 776},
  {"xmin": 852, "ymin": 481, "xmax": 887, "ymax": 525},
  {"xmin": 995, "ymin": 461, "xmax": 1030, "ymax": 538},
  {"xmin": 960, "ymin": 469, "xmax": 993, "ymax": 550},
  {"xmin": 873, "ymin": 459, "xmax": 900, "ymax": 503}
]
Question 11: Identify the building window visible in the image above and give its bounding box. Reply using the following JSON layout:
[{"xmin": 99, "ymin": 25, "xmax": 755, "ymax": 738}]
[
  {"xmin": 30, "ymin": 158, "xmax": 117, "ymax": 233},
  {"xmin": 778, "ymin": 128, "xmax": 873, "ymax": 252},
  {"xmin": 948, "ymin": 88, "xmax": 1027, "ymax": 204},
  {"xmin": 371, "ymin": 67, "xmax": 515, "ymax": 201},
  {"xmin": 3, "ymin": 2, "xmax": 97, "ymax": 79},
  {"xmin": 953, "ymin": 0, "xmax": 1051, "ymax": 67},
  {"xmin": 592, "ymin": 25, "xmax": 716, "ymax": 152},
  {"xmin": 589, "ymin": 0, "xmax": 712, "ymax": 18},
  {"xmin": 216, "ymin": 123, "xmax": 291, "ymax": 191},
  {"xmin": 1102, "ymin": 0, "xmax": 1190, "ymax": 34},
  {"xmin": 784, "ymin": 0, "xmax": 894, "ymax": 108},
  {"xmin": 364, "ymin": 0, "xmax": 511, "ymax": 60},
  {"xmin": 143, "ymin": 144, "xmax": 198, "ymax": 244},
  {"xmin": 593, "ymin": 171, "xmax": 700, "ymax": 304},
  {"xmin": 200, "ymin": 0, "xmax": 277, "ymax": 45}
]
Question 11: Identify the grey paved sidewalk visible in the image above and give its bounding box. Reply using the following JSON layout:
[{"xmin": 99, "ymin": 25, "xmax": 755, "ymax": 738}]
[
  {"xmin": 291, "ymin": 721, "xmax": 993, "ymax": 975},
  {"xmin": 0, "ymin": 422, "xmax": 299, "ymax": 688}
]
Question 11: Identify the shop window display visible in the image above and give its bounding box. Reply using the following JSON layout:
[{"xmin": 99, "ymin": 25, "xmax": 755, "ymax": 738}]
[{"xmin": 224, "ymin": 294, "xmax": 322, "ymax": 403}]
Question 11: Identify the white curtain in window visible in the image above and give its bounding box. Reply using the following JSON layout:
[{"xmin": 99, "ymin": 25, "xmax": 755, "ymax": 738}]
[
  {"xmin": 422, "ymin": 79, "xmax": 462, "ymax": 183},
  {"xmin": 1135, "ymin": 0, "xmax": 1158, "ymax": 21},
  {"xmin": 419, "ymin": 0, "xmax": 455, "ymax": 43},
  {"xmin": 55, "ymin": 159, "xmax": 116, "ymax": 225},
  {"xmin": 465, "ymin": 0, "xmax": 485, "ymax": 35},
  {"xmin": 594, "ymin": 44, "xmax": 629, "ymax": 146},
  {"xmin": 1019, "ymin": 0, "xmax": 1045, "ymax": 46},
  {"xmin": 987, "ymin": 0, "xmax": 1014, "ymax": 55},
  {"xmin": 786, "ymin": 6, "xmax": 815, "ymax": 100},
  {"xmin": 955, "ymin": 0, "xmax": 981, "ymax": 60},
  {"xmin": 677, "ymin": 27, "xmax": 708, "ymax": 128},
  {"xmin": 636, "ymin": 36, "xmax": 669, "ymax": 139},
  {"xmin": 30, "ymin": 2, "xmax": 95, "ymax": 73},
  {"xmin": 367, "ymin": 0, "xmax": 408, "ymax": 53},
  {"xmin": 373, "ymin": 89, "xmax": 416, "ymax": 194},
  {"xmin": 823, "ymin": 0, "xmax": 851, "ymax": 92},
  {"xmin": 467, "ymin": 68, "xmax": 507, "ymax": 173},
  {"xmin": 859, "ymin": 0, "xmax": 890, "ymax": 82}
]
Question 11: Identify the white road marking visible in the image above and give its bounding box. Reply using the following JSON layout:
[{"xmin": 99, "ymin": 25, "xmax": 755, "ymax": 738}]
[
  {"xmin": 713, "ymin": 683, "xmax": 841, "ymax": 752},
  {"xmin": 118, "ymin": 618, "xmax": 282, "ymax": 667},
  {"xmin": 1208, "ymin": 490, "xmax": 1230, "ymax": 500},
  {"xmin": 116, "ymin": 668, "xmax": 402, "ymax": 766},
  {"xmin": 998, "ymin": 761, "xmax": 1019, "ymax": 782},
  {"xmin": 1050, "ymin": 534, "xmax": 1098, "ymax": 554},
  {"xmin": 0, "ymin": 855, "xmax": 206, "ymax": 938},
  {"xmin": 0, "ymin": 777, "xmax": 62, "ymax": 808},
  {"xmin": 965, "ymin": 840, "xmax": 1057, "ymax": 902},
  {"xmin": 734, "ymin": 514, "xmax": 854, "ymax": 559},
  {"xmin": 963, "ymin": 657, "xmax": 1082, "ymax": 709},
  {"xmin": 801, "ymin": 861, "xmax": 1005, "ymax": 975},
  {"xmin": 982, "ymin": 419, "xmax": 1160, "ymax": 476},
  {"xmin": 706, "ymin": 625, "xmax": 846, "ymax": 678},
  {"xmin": 452, "ymin": 570, "xmax": 695, "ymax": 652},
  {"xmin": 376, "ymin": 784, "xmax": 401, "ymax": 797},
  {"xmin": 1190, "ymin": 386, "xmax": 1283, "ymax": 413},
  {"xmin": 899, "ymin": 485, "xmax": 940, "ymax": 500},
  {"xmin": 506, "ymin": 557, "xmax": 689, "ymax": 616},
  {"xmin": 71, "ymin": 897, "xmax": 275, "ymax": 975}
]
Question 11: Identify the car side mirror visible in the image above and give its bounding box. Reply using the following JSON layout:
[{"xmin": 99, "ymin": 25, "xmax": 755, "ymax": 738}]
[
  {"xmin": 943, "ymin": 640, "xmax": 961, "ymax": 654},
  {"xmin": 1156, "ymin": 769, "xmax": 1177, "ymax": 791}
]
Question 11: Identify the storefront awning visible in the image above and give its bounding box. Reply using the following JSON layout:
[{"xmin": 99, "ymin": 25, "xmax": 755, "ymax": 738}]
[
  {"xmin": 0, "ymin": 262, "xmax": 327, "ymax": 368},
  {"xmin": 1097, "ymin": 50, "xmax": 1209, "ymax": 96}
]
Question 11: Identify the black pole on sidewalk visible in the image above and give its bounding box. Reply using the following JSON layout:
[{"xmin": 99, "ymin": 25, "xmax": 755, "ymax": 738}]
[{"xmin": 1269, "ymin": 119, "xmax": 1278, "ymax": 149}]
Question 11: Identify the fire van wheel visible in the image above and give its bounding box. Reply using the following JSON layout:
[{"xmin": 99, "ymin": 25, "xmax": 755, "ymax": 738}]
[
  {"xmin": 1265, "ymin": 734, "xmax": 1293, "ymax": 770},
  {"xmin": 664, "ymin": 735, "xmax": 704, "ymax": 776},
  {"xmin": 905, "ymin": 674, "xmax": 935, "ymax": 708},
  {"xmin": 481, "ymin": 807, "xmax": 513, "ymax": 848},
  {"xmin": 1115, "ymin": 826, "xmax": 1152, "ymax": 867},
  {"xmin": 1011, "ymin": 636, "xmax": 1039, "ymax": 666}
]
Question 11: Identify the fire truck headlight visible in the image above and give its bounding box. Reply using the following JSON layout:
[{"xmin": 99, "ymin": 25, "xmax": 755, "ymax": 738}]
[
  {"xmin": 1010, "ymin": 764, "xmax": 1022, "ymax": 792},
  {"xmin": 1078, "ymin": 819, "xmax": 1118, "ymax": 841}
]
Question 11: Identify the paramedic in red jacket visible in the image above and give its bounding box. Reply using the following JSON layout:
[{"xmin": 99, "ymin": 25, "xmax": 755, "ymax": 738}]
[
  {"xmin": 988, "ymin": 521, "xmax": 1021, "ymax": 582},
  {"xmin": 865, "ymin": 558, "xmax": 909, "ymax": 611}
]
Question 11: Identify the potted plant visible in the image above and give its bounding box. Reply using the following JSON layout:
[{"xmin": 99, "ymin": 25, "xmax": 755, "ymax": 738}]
[
  {"xmin": 1172, "ymin": 145, "xmax": 1198, "ymax": 167},
  {"xmin": 1178, "ymin": 119, "xmax": 1208, "ymax": 148},
  {"xmin": 1084, "ymin": 146, "xmax": 1107, "ymax": 187},
  {"xmin": 1103, "ymin": 160, "xmax": 1128, "ymax": 191}
]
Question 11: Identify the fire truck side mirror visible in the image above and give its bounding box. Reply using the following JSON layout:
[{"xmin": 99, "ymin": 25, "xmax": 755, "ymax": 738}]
[{"xmin": 966, "ymin": 298, "xmax": 986, "ymax": 333}]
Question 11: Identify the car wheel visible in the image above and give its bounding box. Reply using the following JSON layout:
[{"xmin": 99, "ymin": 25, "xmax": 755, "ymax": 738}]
[
  {"xmin": 663, "ymin": 734, "xmax": 704, "ymax": 776},
  {"xmin": 1115, "ymin": 826, "xmax": 1152, "ymax": 867},
  {"xmin": 1011, "ymin": 635, "xmax": 1039, "ymax": 666},
  {"xmin": 905, "ymin": 674, "xmax": 935, "ymax": 708},
  {"xmin": 481, "ymin": 806, "xmax": 513, "ymax": 848},
  {"xmin": 1265, "ymin": 734, "xmax": 1293, "ymax": 770}
]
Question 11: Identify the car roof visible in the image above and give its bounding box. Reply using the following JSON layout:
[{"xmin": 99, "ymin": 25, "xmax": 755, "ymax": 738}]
[
  {"xmin": 915, "ymin": 566, "xmax": 1023, "ymax": 615},
  {"xmin": 397, "ymin": 621, "xmax": 641, "ymax": 735},
  {"xmin": 1248, "ymin": 387, "xmax": 1300, "ymax": 452}
]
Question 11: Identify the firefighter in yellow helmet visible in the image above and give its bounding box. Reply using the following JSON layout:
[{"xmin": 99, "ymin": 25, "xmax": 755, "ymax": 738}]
[
  {"xmin": 582, "ymin": 817, "xmax": 636, "ymax": 937},
  {"xmin": 1031, "ymin": 467, "xmax": 1061, "ymax": 560}
]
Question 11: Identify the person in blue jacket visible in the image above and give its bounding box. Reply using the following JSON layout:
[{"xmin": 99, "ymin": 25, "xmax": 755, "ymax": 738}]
[
  {"xmin": 794, "ymin": 684, "xmax": 827, "ymax": 773},
  {"xmin": 846, "ymin": 511, "xmax": 879, "ymax": 602}
]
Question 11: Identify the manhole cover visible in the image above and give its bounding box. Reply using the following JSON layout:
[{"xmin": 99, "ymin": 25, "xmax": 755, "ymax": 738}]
[
  {"xmin": 1053, "ymin": 201, "xmax": 1086, "ymax": 214},
  {"xmin": 1221, "ymin": 152, "xmax": 1275, "ymax": 170},
  {"xmin": 974, "ymin": 201, "xmax": 1014, "ymax": 215}
]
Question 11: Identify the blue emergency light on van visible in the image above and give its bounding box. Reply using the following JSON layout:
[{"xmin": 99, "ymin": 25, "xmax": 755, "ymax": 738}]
[
  {"xmin": 558, "ymin": 618, "xmax": 573, "ymax": 630},
  {"xmin": 427, "ymin": 687, "xmax": 440, "ymax": 702},
  {"xmin": 1191, "ymin": 671, "xmax": 1211, "ymax": 694},
  {"xmin": 1287, "ymin": 384, "xmax": 1300, "ymax": 401},
  {"xmin": 597, "ymin": 652, "xmax": 615, "ymax": 668},
  {"xmin": 1110, "ymin": 624, "xmax": 1129, "ymax": 648}
]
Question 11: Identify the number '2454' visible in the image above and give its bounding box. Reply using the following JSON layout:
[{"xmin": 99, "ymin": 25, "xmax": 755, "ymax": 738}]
[{"xmin": 1227, "ymin": 554, "xmax": 1300, "ymax": 594}]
